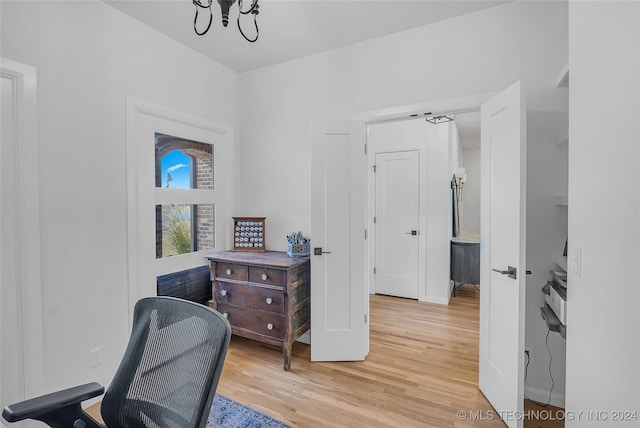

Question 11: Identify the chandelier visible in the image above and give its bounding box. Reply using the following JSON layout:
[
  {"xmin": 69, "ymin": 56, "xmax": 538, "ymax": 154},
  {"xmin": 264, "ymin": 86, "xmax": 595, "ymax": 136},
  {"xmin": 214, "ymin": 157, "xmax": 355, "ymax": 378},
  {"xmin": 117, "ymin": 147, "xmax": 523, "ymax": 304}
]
[{"xmin": 192, "ymin": 0, "xmax": 260, "ymax": 42}]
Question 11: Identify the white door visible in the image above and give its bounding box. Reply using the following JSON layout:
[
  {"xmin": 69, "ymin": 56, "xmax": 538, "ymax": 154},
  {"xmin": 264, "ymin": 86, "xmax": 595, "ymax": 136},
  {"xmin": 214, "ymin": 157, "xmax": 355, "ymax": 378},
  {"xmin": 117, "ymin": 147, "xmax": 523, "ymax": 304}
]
[
  {"xmin": 479, "ymin": 81, "xmax": 526, "ymax": 428},
  {"xmin": 310, "ymin": 120, "xmax": 367, "ymax": 361},
  {"xmin": 1, "ymin": 69, "xmax": 11, "ymax": 421},
  {"xmin": 2, "ymin": 68, "xmax": 24, "ymax": 421},
  {"xmin": 1, "ymin": 60, "xmax": 44, "ymax": 427},
  {"xmin": 374, "ymin": 151, "xmax": 420, "ymax": 299}
]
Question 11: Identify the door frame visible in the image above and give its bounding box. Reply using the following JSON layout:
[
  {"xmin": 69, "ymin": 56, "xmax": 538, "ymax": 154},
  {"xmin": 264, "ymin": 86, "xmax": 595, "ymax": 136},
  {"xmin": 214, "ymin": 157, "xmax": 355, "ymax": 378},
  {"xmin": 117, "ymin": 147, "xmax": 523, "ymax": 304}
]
[
  {"xmin": 368, "ymin": 143, "xmax": 424, "ymax": 299},
  {"xmin": 356, "ymin": 92, "xmax": 495, "ymax": 304},
  {"xmin": 0, "ymin": 58, "xmax": 45, "ymax": 404},
  {"xmin": 125, "ymin": 96, "xmax": 233, "ymax": 323},
  {"xmin": 353, "ymin": 89, "xmax": 530, "ymax": 420},
  {"xmin": 372, "ymin": 149, "xmax": 420, "ymax": 299}
]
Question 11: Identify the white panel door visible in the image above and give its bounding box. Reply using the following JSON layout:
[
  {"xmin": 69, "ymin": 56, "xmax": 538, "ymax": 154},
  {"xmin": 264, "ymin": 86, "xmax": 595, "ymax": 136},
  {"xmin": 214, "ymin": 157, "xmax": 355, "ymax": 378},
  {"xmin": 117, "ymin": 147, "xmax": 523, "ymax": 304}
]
[
  {"xmin": 310, "ymin": 120, "xmax": 367, "ymax": 361},
  {"xmin": 2, "ymin": 60, "xmax": 45, "ymax": 428},
  {"xmin": 479, "ymin": 81, "xmax": 526, "ymax": 428},
  {"xmin": 1, "ymin": 69, "xmax": 20, "ymax": 420},
  {"xmin": 374, "ymin": 151, "xmax": 420, "ymax": 299}
]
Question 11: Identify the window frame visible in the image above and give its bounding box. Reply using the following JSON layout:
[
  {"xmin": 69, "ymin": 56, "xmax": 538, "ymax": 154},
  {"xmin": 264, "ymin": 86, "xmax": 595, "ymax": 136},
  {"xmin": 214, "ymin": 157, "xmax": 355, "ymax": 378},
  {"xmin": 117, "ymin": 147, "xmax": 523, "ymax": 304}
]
[
  {"xmin": 155, "ymin": 136, "xmax": 215, "ymax": 258},
  {"xmin": 126, "ymin": 97, "xmax": 232, "ymax": 321}
]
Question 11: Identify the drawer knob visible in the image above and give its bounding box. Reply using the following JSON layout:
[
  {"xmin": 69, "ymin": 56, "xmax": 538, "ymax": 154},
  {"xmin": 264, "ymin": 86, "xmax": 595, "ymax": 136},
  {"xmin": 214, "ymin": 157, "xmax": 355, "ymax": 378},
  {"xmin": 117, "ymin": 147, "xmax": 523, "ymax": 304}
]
[
  {"xmin": 265, "ymin": 297, "xmax": 273, "ymax": 305},
  {"xmin": 226, "ymin": 268, "xmax": 232, "ymax": 275},
  {"xmin": 261, "ymin": 273, "xmax": 268, "ymax": 281},
  {"xmin": 266, "ymin": 323, "xmax": 273, "ymax": 331},
  {"xmin": 220, "ymin": 289, "xmax": 227, "ymax": 297},
  {"xmin": 222, "ymin": 312, "xmax": 228, "ymax": 319}
]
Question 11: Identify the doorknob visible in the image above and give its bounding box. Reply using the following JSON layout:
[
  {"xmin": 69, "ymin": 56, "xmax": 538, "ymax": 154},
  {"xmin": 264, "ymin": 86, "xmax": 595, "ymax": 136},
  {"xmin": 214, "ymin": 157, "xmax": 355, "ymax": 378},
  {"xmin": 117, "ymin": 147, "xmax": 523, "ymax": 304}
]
[
  {"xmin": 405, "ymin": 230, "xmax": 418, "ymax": 236},
  {"xmin": 492, "ymin": 266, "xmax": 517, "ymax": 279},
  {"xmin": 314, "ymin": 247, "xmax": 332, "ymax": 255}
]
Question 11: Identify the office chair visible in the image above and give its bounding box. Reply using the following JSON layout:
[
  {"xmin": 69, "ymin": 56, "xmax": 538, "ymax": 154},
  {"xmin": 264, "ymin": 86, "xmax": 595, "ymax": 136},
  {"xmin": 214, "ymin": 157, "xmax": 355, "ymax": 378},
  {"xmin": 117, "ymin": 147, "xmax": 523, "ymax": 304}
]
[{"xmin": 2, "ymin": 296, "xmax": 231, "ymax": 428}]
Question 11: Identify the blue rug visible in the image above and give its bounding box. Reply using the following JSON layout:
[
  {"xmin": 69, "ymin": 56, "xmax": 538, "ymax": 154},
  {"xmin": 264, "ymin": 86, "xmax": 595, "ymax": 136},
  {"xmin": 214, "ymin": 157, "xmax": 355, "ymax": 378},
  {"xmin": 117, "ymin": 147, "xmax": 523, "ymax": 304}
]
[{"xmin": 207, "ymin": 394, "xmax": 291, "ymax": 428}]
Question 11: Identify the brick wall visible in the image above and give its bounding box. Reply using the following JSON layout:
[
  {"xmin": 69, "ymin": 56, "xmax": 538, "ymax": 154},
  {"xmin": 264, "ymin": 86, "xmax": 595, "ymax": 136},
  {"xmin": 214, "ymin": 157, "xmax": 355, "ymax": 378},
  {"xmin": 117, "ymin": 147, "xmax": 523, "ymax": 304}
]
[{"xmin": 155, "ymin": 133, "xmax": 215, "ymax": 258}]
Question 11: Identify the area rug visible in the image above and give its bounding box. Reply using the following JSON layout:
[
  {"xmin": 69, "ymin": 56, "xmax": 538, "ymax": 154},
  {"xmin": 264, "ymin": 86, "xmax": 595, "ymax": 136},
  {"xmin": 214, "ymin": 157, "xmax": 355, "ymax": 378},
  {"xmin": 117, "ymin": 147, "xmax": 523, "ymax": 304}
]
[{"xmin": 207, "ymin": 394, "xmax": 292, "ymax": 428}]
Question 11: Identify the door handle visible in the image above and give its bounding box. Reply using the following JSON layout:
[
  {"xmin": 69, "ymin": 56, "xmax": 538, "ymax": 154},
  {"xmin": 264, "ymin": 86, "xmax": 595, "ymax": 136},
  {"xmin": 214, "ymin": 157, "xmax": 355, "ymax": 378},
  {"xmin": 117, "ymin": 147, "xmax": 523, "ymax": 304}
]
[
  {"xmin": 314, "ymin": 247, "xmax": 332, "ymax": 255},
  {"xmin": 405, "ymin": 230, "xmax": 418, "ymax": 236},
  {"xmin": 492, "ymin": 266, "xmax": 517, "ymax": 279}
]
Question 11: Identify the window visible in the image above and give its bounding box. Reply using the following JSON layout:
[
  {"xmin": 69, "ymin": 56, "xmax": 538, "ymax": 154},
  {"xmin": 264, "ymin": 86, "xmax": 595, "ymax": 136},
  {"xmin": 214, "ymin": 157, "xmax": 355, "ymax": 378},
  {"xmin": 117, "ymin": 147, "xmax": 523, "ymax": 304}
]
[{"xmin": 155, "ymin": 133, "xmax": 214, "ymax": 258}]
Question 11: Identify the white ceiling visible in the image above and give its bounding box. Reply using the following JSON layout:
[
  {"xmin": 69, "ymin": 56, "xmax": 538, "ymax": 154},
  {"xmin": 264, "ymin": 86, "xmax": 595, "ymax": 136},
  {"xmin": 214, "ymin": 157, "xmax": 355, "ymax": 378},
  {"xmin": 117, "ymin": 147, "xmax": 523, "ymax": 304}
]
[{"xmin": 105, "ymin": 0, "xmax": 508, "ymax": 73}]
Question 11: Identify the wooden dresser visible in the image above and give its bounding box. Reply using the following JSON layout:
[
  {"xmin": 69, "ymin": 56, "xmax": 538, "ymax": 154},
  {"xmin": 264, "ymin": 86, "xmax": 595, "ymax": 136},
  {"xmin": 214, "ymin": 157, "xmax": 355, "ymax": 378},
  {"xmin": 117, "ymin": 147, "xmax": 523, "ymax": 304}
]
[{"xmin": 206, "ymin": 251, "xmax": 310, "ymax": 370}]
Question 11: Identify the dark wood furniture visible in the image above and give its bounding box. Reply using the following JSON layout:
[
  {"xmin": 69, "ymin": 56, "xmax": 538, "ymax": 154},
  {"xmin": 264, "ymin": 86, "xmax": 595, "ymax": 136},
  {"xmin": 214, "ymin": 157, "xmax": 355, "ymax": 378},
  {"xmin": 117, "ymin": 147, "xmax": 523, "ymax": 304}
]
[
  {"xmin": 206, "ymin": 251, "xmax": 310, "ymax": 370},
  {"xmin": 450, "ymin": 237, "xmax": 480, "ymax": 296}
]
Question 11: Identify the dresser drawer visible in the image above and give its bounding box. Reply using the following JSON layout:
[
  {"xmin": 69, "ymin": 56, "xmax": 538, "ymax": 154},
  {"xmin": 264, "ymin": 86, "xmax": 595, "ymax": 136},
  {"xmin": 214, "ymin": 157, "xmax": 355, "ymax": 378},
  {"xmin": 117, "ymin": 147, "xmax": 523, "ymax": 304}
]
[
  {"xmin": 217, "ymin": 303, "xmax": 285, "ymax": 340},
  {"xmin": 215, "ymin": 281, "xmax": 284, "ymax": 313},
  {"xmin": 215, "ymin": 262, "xmax": 248, "ymax": 282},
  {"xmin": 248, "ymin": 266, "xmax": 286, "ymax": 287}
]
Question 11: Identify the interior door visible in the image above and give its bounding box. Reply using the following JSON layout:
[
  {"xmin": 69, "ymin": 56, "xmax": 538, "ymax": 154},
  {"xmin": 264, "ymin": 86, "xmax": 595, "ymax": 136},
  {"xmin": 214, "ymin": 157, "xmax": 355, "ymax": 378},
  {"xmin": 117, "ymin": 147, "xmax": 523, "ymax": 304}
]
[
  {"xmin": 1, "ymin": 67, "xmax": 23, "ymax": 427},
  {"xmin": 1, "ymin": 60, "xmax": 43, "ymax": 427},
  {"xmin": 374, "ymin": 150, "xmax": 420, "ymax": 299},
  {"xmin": 310, "ymin": 120, "xmax": 367, "ymax": 361},
  {"xmin": 479, "ymin": 81, "xmax": 526, "ymax": 428}
]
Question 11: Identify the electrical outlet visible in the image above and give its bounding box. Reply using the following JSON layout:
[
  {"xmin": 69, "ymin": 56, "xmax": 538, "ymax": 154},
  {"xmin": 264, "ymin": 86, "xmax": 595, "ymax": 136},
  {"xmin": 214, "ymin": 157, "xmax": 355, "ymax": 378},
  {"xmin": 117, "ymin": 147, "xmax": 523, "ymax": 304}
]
[{"xmin": 89, "ymin": 347, "xmax": 103, "ymax": 368}]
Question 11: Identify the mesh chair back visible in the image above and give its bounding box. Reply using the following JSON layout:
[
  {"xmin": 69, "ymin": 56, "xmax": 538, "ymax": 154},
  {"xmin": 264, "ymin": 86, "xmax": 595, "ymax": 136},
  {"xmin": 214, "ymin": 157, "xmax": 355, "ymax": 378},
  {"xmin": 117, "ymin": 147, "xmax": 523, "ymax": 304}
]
[{"xmin": 100, "ymin": 297, "xmax": 231, "ymax": 428}]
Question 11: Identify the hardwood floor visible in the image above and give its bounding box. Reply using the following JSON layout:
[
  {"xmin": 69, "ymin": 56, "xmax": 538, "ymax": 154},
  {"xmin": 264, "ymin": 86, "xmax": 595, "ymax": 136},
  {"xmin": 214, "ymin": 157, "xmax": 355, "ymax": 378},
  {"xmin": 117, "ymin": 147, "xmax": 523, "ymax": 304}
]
[
  {"xmin": 215, "ymin": 285, "xmax": 494, "ymax": 427},
  {"xmin": 87, "ymin": 284, "xmax": 563, "ymax": 427}
]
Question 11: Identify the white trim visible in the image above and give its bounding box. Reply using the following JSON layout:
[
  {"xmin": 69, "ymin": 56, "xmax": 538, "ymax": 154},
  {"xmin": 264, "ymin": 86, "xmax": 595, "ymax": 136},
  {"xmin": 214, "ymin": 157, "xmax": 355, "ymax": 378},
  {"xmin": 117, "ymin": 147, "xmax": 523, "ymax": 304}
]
[
  {"xmin": 354, "ymin": 92, "xmax": 494, "ymax": 306},
  {"xmin": 367, "ymin": 145, "xmax": 425, "ymax": 300},
  {"xmin": 421, "ymin": 296, "xmax": 451, "ymax": 306},
  {"xmin": 126, "ymin": 96, "xmax": 233, "ymax": 323},
  {"xmin": 352, "ymin": 92, "xmax": 496, "ymax": 125},
  {"xmin": 0, "ymin": 58, "xmax": 45, "ymax": 400}
]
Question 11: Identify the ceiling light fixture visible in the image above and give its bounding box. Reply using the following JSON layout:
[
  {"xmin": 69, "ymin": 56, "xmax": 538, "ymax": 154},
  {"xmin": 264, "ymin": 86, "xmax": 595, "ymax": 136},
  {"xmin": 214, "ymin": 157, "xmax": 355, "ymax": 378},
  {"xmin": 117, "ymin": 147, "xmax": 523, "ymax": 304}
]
[
  {"xmin": 425, "ymin": 115, "xmax": 454, "ymax": 124},
  {"xmin": 192, "ymin": 0, "xmax": 260, "ymax": 42}
]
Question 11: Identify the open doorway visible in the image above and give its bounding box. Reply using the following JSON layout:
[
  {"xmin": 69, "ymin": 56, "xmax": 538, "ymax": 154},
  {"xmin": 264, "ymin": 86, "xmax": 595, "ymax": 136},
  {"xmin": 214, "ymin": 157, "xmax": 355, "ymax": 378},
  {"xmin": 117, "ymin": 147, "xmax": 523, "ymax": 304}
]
[
  {"xmin": 366, "ymin": 110, "xmax": 481, "ymax": 304},
  {"xmin": 311, "ymin": 84, "xmax": 528, "ymax": 426}
]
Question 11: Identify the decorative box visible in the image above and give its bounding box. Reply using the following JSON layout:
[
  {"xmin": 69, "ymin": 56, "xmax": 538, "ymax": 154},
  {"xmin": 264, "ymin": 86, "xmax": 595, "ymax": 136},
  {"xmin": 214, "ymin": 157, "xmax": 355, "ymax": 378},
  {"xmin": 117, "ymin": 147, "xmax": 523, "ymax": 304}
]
[{"xmin": 232, "ymin": 217, "xmax": 266, "ymax": 252}]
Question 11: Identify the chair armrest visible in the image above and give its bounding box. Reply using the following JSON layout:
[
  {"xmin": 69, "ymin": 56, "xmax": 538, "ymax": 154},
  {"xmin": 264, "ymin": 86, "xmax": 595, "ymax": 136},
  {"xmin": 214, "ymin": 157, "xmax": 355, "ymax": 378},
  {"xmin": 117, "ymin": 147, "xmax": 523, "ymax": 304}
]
[{"xmin": 2, "ymin": 382, "xmax": 104, "ymax": 423}]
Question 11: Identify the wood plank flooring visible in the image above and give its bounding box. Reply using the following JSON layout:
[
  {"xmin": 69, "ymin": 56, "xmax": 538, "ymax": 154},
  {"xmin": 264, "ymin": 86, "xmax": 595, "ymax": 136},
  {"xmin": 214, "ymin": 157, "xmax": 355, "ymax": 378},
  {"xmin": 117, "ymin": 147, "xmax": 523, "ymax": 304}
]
[
  {"xmin": 215, "ymin": 285, "xmax": 562, "ymax": 427},
  {"xmin": 87, "ymin": 284, "xmax": 563, "ymax": 427}
]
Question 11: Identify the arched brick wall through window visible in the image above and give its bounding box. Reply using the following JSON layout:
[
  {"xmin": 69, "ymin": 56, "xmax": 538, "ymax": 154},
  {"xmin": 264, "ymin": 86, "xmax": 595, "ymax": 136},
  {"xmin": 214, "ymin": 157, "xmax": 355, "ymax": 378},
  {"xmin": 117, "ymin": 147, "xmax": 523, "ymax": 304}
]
[{"xmin": 155, "ymin": 133, "xmax": 214, "ymax": 258}]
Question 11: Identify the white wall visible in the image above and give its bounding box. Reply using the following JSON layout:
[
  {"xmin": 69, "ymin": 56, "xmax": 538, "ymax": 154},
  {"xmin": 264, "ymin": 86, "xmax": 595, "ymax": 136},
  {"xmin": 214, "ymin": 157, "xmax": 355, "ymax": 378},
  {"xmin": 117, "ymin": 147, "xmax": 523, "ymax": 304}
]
[
  {"xmin": 237, "ymin": 1, "xmax": 568, "ymax": 250},
  {"xmin": 461, "ymin": 147, "xmax": 481, "ymax": 234},
  {"xmin": 238, "ymin": 0, "xmax": 568, "ymax": 400},
  {"xmin": 566, "ymin": 1, "xmax": 640, "ymax": 425},
  {"xmin": 524, "ymin": 135, "xmax": 568, "ymax": 406},
  {"xmin": 0, "ymin": 1, "xmax": 238, "ymax": 394},
  {"xmin": 0, "ymin": 0, "xmax": 576, "ymax": 414}
]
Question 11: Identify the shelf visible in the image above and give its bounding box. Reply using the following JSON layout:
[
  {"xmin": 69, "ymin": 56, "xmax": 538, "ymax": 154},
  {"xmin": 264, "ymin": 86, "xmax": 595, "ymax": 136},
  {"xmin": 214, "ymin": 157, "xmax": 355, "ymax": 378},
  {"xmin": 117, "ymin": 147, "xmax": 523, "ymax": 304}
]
[
  {"xmin": 541, "ymin": 304, "xmax": 566, "ymax": 339},
  {"xmin": 556, "ymin": 256, "xmax": 567, "ymax": 272},
  {"xmin": 556, "ymin": 62, "xmax": 569, "ymax": 88},
  {"xmin": 551, "ymin": 270, "xmax": 567, "ymax": 289},
  {"xmin": 554, "ymin": 195, "xmax": 568, "ymax": 206}
]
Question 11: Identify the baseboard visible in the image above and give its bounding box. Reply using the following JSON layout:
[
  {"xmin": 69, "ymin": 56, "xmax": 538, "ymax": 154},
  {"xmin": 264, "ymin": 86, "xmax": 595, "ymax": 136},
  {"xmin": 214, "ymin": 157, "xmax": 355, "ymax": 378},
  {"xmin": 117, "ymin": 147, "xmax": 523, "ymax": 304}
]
[
  {"xmin": 420, "ymin": 295, "xmax": 450, "ymax": 305},
  {"xmin": 525, "ymin": 384, "xmax": 565, "ymax": 408}
]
